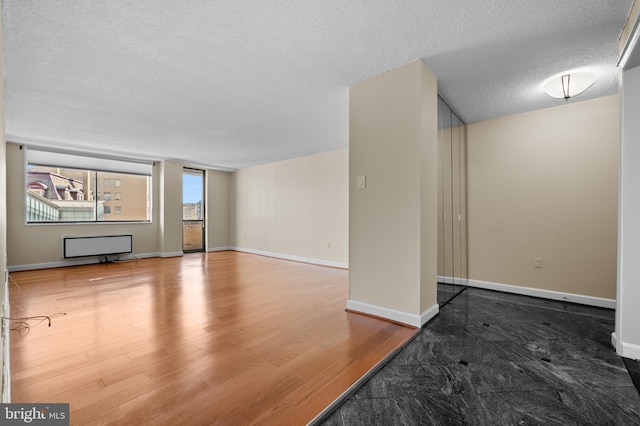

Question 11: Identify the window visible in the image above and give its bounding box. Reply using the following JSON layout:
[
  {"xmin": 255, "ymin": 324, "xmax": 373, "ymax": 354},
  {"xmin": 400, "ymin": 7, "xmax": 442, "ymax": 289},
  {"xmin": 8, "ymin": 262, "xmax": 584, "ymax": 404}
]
[{"xmin": 25, "ymin": 148, "xmax": 152, "ymax": 223}]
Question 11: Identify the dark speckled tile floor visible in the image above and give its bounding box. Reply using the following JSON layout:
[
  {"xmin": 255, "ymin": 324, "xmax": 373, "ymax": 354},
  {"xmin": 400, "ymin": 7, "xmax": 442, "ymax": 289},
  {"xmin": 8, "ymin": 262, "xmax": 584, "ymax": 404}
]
[{"xmin": 320, "ymin": 287, "xmax": 640, "ymax": 426}]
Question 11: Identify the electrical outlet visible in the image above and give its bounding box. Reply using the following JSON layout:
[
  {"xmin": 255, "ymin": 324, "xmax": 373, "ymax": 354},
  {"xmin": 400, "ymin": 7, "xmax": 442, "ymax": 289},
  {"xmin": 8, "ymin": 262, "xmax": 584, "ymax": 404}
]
[{"xmin": 534, "ymin": 258, "xmax": 543, "ymax": 269}]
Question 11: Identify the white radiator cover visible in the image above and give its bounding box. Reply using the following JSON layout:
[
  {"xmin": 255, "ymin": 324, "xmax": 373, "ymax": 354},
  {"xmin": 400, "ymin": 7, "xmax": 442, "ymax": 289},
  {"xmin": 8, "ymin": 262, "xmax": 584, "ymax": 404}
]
[{"xmin": 62, "ymin": 234, "xmax": 133, "ymax": 259}]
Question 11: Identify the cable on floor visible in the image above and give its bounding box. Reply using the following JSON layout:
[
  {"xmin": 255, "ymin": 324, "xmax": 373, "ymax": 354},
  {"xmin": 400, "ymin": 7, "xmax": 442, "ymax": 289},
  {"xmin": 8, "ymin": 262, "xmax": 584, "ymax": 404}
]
[{"xmin": 4, "ymin": 313, "xmax": 67, "ymax": 335}]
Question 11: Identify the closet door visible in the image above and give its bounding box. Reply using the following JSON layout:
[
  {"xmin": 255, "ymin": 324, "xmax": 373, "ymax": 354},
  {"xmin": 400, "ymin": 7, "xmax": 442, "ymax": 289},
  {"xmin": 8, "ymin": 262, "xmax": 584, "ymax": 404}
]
[
  {"xmin": 437, "ymin": 97, "xmax": 467, "ymax": 306},
  {"xmin": 458, "ymin": 116, "xmax": 468, "ymax": 289}
]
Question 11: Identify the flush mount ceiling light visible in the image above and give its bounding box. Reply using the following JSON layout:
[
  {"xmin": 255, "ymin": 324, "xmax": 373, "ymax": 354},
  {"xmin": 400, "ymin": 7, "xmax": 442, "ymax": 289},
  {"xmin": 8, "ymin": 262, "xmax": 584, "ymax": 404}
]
[{"xmin": 543, "ymin": 71, "xmax": 597, "ymax": 100}]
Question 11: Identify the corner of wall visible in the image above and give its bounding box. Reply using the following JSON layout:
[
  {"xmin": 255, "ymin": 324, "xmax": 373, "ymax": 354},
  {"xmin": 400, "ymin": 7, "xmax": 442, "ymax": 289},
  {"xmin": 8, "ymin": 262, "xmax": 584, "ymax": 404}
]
[{"xmin": 0, "ymin": 3, "xmax": 10, "ymax": 401}]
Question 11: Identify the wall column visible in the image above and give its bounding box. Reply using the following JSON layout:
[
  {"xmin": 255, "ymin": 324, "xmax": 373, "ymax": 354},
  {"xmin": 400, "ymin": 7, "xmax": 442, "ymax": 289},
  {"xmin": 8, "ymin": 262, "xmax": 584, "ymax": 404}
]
[
  {"xmin": 347, "ymin": 60, "xmax": 439, "ymax": 327},
  {"xmin": 615, "ymin": 1, "xmax": 640, "ymax": 360},
  {"xmin": 615, "ymin": 65, "xmax": 640, "ymax": 359},
  {"xmin": 159, "ymin": 160, "xmax": 184, "ymax": 257}
]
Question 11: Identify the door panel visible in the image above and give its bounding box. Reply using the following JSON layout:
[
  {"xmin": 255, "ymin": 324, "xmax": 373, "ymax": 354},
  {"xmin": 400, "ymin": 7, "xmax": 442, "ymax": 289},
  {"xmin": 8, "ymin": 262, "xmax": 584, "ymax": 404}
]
[
  {"xmin": 438, "ymin": 97, "xmax": 468, "ymax": 306},
  {"xmin": 183, "ymin": 168, "xmax": 205, "ymax": 252}
]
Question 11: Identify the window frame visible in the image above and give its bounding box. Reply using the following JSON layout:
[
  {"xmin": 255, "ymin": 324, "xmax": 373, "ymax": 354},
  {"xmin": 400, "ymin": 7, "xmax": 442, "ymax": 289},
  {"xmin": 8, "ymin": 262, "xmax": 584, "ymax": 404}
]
[{"xmin": 25, "ymin": 148, "xmax": 153, "ymax": 225}]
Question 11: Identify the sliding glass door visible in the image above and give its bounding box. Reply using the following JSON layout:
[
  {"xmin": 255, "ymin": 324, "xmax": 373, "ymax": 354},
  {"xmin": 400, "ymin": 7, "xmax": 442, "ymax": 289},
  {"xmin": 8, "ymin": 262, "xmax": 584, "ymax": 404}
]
[{"xmin": 183, "ymin": 168, "xmax": 205, "ymax": 252}]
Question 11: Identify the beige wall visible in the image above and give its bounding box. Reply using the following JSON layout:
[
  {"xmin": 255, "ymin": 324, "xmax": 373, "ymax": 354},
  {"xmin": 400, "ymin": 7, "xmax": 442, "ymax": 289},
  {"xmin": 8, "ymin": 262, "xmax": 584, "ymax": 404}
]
[
  {"xmin": 467, "ymin": 95, "xmax": 619, "ymax": 299},
  {"xmin": 206, "ymin": 170, "xmax": 231, "ymax": 249},
  {"xmin": 157, "ymin": 160, "xmax": 183, "ymax": 256},
  {"xmin": 6, "ymin": 145, "xmax": 236, "ymax": 267},
  {"xmin": 349, "ymin": 60, "xmax": 438, "ymax": 323},
  {"xmin": 0, "ymin": 143, "xmax": 238, "ymax": 270},
  {"xmin": 419, "ymin": 63, "xmax": 440, "ymax": 313},
  {"xmin": 231, "ymin": 148, "xmax": 348, "ymax": 266},
  {"xmin": 6, "ymin": 142, "xmax": 166, "ymax": 268}
]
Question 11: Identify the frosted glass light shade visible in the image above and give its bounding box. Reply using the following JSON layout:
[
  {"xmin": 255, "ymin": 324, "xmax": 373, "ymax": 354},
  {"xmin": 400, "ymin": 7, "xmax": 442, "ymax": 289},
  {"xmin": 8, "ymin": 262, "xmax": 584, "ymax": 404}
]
[{"xmin": 543, "ymin": 71, "xmax": 596, "ymax": 99}]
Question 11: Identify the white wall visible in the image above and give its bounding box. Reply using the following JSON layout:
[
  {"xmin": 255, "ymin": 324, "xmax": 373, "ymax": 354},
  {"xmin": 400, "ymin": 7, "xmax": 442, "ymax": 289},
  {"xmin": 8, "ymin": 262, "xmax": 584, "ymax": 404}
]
[
  {"xmin": 231, "ymin": 149, "xmax": 348, "ymax": 268},
  {"xmin": 616, "ymin": 66, "xmax": 640, "ymax": 359}
]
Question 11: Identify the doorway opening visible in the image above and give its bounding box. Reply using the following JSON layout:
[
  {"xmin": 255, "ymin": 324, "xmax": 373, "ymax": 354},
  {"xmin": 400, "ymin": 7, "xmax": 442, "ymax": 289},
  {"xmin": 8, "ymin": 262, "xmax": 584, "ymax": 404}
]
[{"xmin": 183, "ymin": 168, "xmax": 205, "ymax": 252}]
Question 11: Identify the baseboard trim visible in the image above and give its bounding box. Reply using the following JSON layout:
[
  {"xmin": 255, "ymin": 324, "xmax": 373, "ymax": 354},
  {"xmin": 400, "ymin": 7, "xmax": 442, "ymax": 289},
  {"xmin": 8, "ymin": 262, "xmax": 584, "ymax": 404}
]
[
  {"xmin": 8, "ymin": 252, "xmax": 162, "ymax": 272},
  {"xmin": 232, "ymin": 247, "xmax": 348, "ymax": 269},
  {"xmin": 207, "ymin": 246, "xmax": 233, "ymax": 252},
  {"xmin": 421, "ymin": 303, "xmax": 440, "ymax": 325},
  {"xmin": 346, "ymin": 299, "xmax": 438, "ymax": 328},
  {"xmin": 159, "ymin": 251, "xmax": 184, "ymax": 258},
  {"xmin": 437, "ymin": 275, "xmax": 468, "ymax": 285},
  {"xmin": 7, "ymin": 247, "xmax": 346, "ymax": 271},
  {"xmin": 619, "ymin": 340, "xmax": 640, "ymax": 360},
  {"xmin": 118, "ymin": 253, "xmax": 159, "ymax": 261},
  {"xmin": 612, "ymin": 332, "xmax": 640, "ymax": 359},
  {"xmin": 467, "ymin": 279, "xmax": 616, "ymax": 309}
]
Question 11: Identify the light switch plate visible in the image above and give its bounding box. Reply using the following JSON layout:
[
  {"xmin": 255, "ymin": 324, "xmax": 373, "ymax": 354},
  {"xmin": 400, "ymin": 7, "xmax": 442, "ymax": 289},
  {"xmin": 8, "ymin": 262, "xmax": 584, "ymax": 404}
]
[{"xmin": 357, "ymin": 176, "xmax": 366, "ymax": 189}]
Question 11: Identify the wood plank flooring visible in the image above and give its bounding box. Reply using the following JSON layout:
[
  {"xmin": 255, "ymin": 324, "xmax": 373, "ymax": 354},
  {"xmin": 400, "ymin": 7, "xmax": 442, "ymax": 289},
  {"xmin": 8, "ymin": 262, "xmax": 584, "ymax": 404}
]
[{"xmin": 9, "ymin": 251, "xmax": 416, "ymax": 425}]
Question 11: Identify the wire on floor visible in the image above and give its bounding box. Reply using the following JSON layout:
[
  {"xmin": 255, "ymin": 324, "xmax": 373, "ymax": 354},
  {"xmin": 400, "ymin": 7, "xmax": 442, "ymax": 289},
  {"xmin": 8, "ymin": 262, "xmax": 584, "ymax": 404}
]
[
  {"xmin": 4, "ymin": 313, "xmax": 67, "ymax": 335},
  {"xmin": 8, "ymin": 274, "xmax": 21, "ymax": 295}
]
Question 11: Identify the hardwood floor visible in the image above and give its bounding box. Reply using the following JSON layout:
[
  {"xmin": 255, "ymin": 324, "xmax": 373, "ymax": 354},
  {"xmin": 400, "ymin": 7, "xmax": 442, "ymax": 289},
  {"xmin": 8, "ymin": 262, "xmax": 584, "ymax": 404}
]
[{"xmin": 9, "ymin": 251, "xmax": 416, "ymax": 425}]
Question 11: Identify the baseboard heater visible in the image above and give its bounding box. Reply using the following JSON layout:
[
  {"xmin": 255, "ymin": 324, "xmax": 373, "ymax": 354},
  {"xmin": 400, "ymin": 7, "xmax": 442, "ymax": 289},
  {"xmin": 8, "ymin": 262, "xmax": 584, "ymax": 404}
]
[{"xmin": 62, "ymin": 234, "xmax": 133, "ymax": 259}]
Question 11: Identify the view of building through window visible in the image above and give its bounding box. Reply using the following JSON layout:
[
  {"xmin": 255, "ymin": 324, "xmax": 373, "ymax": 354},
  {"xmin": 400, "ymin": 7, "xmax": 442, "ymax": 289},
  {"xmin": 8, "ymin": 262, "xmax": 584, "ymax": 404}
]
[
  {"xmin": 183, "ymin": 169, "xmax": 204, "ymax": 251},
  {"xmin": 26, "ymin": 165, "xmax": 151, "ymax": 222}
]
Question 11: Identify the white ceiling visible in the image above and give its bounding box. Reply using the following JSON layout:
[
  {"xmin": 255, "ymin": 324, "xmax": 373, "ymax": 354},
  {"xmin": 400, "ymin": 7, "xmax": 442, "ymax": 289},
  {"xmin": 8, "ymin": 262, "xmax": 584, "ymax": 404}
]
[{"xmin": 3, "ymin": 0, "xmax": 633, "ymax": 170}]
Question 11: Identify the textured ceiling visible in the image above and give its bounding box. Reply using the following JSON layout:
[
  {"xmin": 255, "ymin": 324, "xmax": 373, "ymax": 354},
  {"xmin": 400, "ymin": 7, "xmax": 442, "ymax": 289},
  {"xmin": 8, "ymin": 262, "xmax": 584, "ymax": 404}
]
[{"xmin": 3, "ymin": 0, "xmax": 633, "ymax": 169}]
